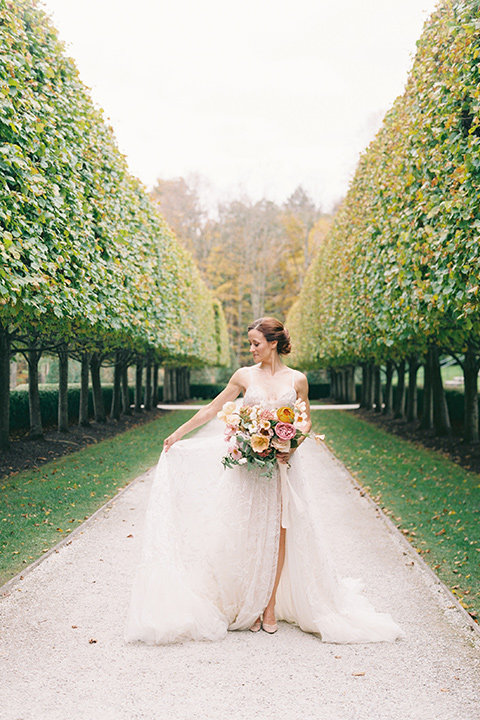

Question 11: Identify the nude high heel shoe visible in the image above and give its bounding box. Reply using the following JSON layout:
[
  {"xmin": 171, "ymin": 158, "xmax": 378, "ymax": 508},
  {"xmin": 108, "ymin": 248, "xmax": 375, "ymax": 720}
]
[
  {"xmin": 262, "ymin": 622, "xmax": 278, "ymax": 634},
  {"xmin": 249, "ymin": 617, "xmax": 262, "ymax": 633}
]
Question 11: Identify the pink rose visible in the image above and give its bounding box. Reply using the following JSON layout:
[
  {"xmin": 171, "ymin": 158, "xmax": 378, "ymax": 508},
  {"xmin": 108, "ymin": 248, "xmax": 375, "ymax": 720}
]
[{"xmin": 275, "ymin": 422, "xmax": 297, "ymax": 441}]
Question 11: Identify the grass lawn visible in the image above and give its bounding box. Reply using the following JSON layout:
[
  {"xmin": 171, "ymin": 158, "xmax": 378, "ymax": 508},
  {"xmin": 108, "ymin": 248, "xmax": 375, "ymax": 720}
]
[
  {"xmin": 0, "ymin": 409, "xmax": 196, "ymax": 586},
  {"xmin": 311, "ymin": 409, "xmax": 480, "ymax": 621}
]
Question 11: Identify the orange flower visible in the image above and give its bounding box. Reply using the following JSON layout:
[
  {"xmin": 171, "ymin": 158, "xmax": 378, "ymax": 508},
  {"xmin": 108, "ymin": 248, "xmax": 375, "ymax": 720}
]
[
  {"xmin": 277, "ymin": 406, "xmax": 294, "ymax": 423},
  {"xmin": 250, "ymin": 434, "xmax": 270, "ymax": 453}
]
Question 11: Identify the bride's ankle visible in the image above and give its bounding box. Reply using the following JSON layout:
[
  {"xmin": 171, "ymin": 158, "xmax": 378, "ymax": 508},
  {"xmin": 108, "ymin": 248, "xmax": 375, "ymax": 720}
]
[{"xmin": 263, "ymin": 609, "xmax": 275, "ymax": 624}]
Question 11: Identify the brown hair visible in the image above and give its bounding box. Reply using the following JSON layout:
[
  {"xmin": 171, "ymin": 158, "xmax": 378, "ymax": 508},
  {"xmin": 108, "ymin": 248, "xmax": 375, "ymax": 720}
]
[{"xmin": 248, "ymin": 317, "xmax": 292, "ymax": 356}]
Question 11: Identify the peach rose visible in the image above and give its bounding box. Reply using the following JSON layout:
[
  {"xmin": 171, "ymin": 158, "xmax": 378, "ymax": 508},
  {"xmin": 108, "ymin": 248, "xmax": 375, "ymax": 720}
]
[{"xmin": 271, "ymin": 437, "xmax": 291, "ymax": 452}]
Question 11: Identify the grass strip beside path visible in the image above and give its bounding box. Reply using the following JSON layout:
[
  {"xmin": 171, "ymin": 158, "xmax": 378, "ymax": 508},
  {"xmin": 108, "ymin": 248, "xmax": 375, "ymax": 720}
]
[
  {"xmin": 0, "ymin": 410, "xmax": 196, "ymax": 587},
  {"xmin": 311, "ymin": 410, "xmax": 480, "ymax": 622}
]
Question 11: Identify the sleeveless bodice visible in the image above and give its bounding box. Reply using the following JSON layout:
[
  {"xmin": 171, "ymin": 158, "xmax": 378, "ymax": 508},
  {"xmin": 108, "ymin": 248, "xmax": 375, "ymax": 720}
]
[{"xmin": 243, "ymin": 384, "xmax": 297, "ymax": 410}]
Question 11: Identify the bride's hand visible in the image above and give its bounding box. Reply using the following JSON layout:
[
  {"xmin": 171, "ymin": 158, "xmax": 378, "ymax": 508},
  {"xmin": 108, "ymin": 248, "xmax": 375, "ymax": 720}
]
[
  {"xmin": 163, "ymin": 431, "xmax": 181, "ymax": 452},
  {"xmin": 276, "ymin": 451, "xmax": 290, "ymax": 464}
]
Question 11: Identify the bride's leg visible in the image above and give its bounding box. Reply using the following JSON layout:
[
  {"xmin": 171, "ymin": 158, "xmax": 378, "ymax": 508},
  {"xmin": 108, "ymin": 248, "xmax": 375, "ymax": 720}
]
[{"xmin": 262, "ymin": 525, "xmax": 286, "ymax": 626}]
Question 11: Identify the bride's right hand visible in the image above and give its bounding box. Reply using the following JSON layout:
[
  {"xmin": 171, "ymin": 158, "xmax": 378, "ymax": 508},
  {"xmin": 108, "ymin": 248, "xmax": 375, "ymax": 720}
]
[{"xmin": 163, "ymin": 431, "xmax": 181, "ymax": 452}]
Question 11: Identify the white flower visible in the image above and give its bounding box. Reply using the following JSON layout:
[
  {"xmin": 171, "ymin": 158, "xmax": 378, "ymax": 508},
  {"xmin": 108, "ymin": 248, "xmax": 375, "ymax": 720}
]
[
  {"xmin": 294, "ymin": 399, "xmax": 306, "ymax": 413},
  {"xmin": 217, "ymin": 401, "xmax": 238, "ymax": 422}
]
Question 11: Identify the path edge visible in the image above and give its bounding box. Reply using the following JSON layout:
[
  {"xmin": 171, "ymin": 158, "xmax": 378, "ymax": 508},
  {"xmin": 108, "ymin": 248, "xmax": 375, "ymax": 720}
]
[
  {"xmin": 0, "ymin": 466, "xmax": 155, "ymax": 598},
  {"xmin": 319, "ymin": 440, "xmax": 480, "ymax": 639},
  {"xmin": 3, "ymin": 438, "xmax": 480, "ymax": 641}
]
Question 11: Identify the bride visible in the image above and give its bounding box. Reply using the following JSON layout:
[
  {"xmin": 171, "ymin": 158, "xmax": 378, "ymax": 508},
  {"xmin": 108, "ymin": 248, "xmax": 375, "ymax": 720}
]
[{"xmin": 125, "ymin": 317, "xmax": 404, "ymax": 644}]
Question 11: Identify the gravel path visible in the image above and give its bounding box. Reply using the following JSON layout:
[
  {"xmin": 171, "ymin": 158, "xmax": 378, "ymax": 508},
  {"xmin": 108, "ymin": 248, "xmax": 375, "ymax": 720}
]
[{"xmin": 1, "ymin": 416, "xmax": 479, "ymax": 720}]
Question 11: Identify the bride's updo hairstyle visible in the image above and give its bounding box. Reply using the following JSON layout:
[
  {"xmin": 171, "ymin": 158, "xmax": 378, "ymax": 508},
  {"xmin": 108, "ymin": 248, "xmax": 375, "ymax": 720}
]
[{"xmin": 248, "ymin": 317, "xmax": 292, "ymax": 356}]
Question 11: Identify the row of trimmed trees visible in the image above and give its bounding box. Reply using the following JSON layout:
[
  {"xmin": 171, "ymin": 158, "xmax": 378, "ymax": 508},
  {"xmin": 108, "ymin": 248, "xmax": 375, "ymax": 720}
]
[
  {"xmin": 288, "ymin": 0, "xmax": 480, "ymax": 443},
  {"xmin": 0, "ymin": 0, "xmax": 229, "ymax": 448}
]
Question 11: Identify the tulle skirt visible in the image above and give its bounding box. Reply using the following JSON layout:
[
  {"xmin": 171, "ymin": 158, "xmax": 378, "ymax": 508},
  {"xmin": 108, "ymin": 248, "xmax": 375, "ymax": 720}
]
[{"xmin": 124, "ymin": 435, "xmax": 404, "ymax": 645}]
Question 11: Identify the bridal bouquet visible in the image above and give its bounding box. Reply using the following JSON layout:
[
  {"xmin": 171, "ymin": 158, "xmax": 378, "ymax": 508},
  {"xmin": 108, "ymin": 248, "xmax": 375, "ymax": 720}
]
[{"xmin": 218, "ymin": 399, "xmax": 323, "ymax": 477}]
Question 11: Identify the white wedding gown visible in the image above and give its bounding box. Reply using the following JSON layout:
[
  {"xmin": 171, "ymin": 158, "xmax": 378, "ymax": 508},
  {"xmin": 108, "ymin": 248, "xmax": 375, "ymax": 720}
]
[{"xmin": 124, "ymin": 385, "xmax": 404, "ymax": 644}]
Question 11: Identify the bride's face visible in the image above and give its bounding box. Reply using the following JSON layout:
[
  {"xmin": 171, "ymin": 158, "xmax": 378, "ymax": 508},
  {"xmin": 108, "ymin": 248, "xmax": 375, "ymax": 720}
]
[{"xmin": 248, "ymin": 329, "xmax": 277, "ymax": 363}]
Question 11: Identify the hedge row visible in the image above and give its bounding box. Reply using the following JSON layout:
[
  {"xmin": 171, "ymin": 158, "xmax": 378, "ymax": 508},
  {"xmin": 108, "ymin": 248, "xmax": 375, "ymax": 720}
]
[
  {"xmin": 8, "ymin": 382, "xmax": 340, "ymax": 431},
  {"xmin": 0, "ymin": 0, "xmax": 230, "ymax": 448},
  {"xmin": 0, "ymin": 0, "xmax": 229, "ymax": 366},
  {"xmin": 288, "ymin": 0, "xmax": 480, "ymax": 441}
]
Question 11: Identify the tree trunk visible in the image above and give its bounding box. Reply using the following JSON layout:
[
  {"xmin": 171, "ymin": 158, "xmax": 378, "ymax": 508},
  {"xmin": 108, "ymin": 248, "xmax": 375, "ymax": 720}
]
[
  {"xmin": 334, "ymin": 369, "xmax": 340, "ymax": 402},
  {"xmin": 176, "ymin": 366, "xmax": 190, "ymax": 402},
  {"xmin": 163, "ymin": 367, "xmax": 171, "ymax": 402},
  {"xmin": 340, "ymin": 370, "xmax": 347, "ymax": 403},
  {"xmin": 135, "ymin": 360, "xmax": 143, "ymax": 412},
  {"xmin": 79, "ymin": 352, "xmax": 91, "ymax": 427},
  {"xmin": 0, "ymin": 328, "xmax": 11, "ymax": 450},
  {"xmin": 182, "ymin": 367, "xmax": 191, "ymax": 401},
  {"xmin": 463, "ymin": 349, "xmax": 479, "ymax": 444},
  {"xmin": 111, "ymin": 353, "xmax": 122, "ymax": 420},
  {"xmin": 383, "ymin": 360, "xmax": 394, "ymax": 415},
  {"xmin": 329, "ymin": 369, "xmax": 337, "ymax": 401},
  {"xmin": 373, "ymin": 365, "xmax": 382, "ymax": 412},
  {"xmin": 144, "ymin": 356, "xmax": 152, "ymax": 410},
  {"xmin": 420, "ymin": 353, "xmax": 433, "ymax": 430},
  {"xmin": 27, "ymin": 347, "xmax": 43, "ymax": 439},
  {"xmin": 363, "ymin": 363, "xmax": 374, "ymax": 411},
  {"xmin": 152, "ymin": 363, "xmax": 159, "ymax": 406},
  {"xmin": 393, "ymin": 359, "xmax": 406, "ymax": 420},
  {"xmin": 431, "ymin": 347, "xmax": 451, "ymax": 436},
  {"xmin": 58, "ymin": 345, "xmax": 69, "ymax": 433},
  {"xmin": 121, "ymin": 359, "xmax": 131, "ymax": 416},
  {"xmin": 406, "ymin": 354, "xmax": 419, "ymax": 423},
  {"xmin": 90, "ymin": 353, "xmax": 106, "ymax": 423},
  {"xmin": 176, "ymin": 368, "xmax": 184, "ymax": 402},
  {"xmin": 346, "ymin": 366, "xmax": 356, "ymax": 403},
  {"xmin": 360, "ymin": 365, "xmax": 367, "ymax": 408}
]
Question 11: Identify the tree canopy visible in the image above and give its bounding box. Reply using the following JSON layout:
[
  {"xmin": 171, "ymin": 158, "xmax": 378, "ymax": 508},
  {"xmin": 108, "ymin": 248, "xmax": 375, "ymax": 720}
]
[
  {"xmin": 0, "ymin": 0, "xmax": 228, "ymax": 367},
  {"xmin": 288, "ymin": 0, "xmax": 480, "ymax": 370}
]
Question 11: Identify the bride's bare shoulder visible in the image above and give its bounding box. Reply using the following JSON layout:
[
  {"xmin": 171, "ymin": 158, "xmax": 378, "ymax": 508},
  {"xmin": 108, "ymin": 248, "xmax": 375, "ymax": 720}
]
[
  {"xmin": 228, "ymin": 366, "xmax": 252, "ymax": 388},
  {"xmin": 291, "ymin": 368, "xmax": 308, "ymax": 388}
]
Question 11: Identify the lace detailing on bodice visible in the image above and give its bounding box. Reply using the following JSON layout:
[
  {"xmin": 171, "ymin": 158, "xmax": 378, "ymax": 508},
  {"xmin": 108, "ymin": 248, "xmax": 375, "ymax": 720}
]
[{"xmin": 243, "ymin": 384, "xmax": 297, "ymax": 410}]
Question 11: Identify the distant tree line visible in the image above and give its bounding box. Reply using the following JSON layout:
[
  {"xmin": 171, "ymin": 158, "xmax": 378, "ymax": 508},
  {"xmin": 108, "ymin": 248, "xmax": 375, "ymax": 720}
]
[{"xmin": 151, "ymin": 178, "xmax": 334, "ymax": 365}]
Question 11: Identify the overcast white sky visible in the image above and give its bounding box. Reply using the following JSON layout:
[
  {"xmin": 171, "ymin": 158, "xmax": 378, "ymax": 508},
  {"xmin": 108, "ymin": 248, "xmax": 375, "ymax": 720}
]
[{"xmin": 41, "ymin": 0, "xmax": 439, "ymax": 211}]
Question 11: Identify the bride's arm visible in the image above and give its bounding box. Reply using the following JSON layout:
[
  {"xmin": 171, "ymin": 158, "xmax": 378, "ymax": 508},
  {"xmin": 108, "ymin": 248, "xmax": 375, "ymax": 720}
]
[{"xmin": 163, "ymin": 368, "xmax": 247, "ymax": 451}]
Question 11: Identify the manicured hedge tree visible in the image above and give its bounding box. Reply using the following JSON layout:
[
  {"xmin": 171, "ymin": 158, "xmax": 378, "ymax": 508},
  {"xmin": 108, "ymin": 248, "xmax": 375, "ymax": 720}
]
[
  {"xmin": 0, "ymin": 0, "xmax": 228, "ymax": 447},
  {"xmin": 288, "ymin": 0, "xmax": 480, "ymax": 442}
]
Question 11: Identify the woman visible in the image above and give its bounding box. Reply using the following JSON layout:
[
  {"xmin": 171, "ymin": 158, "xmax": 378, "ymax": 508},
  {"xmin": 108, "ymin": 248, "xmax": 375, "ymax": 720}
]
[{"xmin": 125, "ymin": 317, "xmax": 403, "ymax": 644}]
